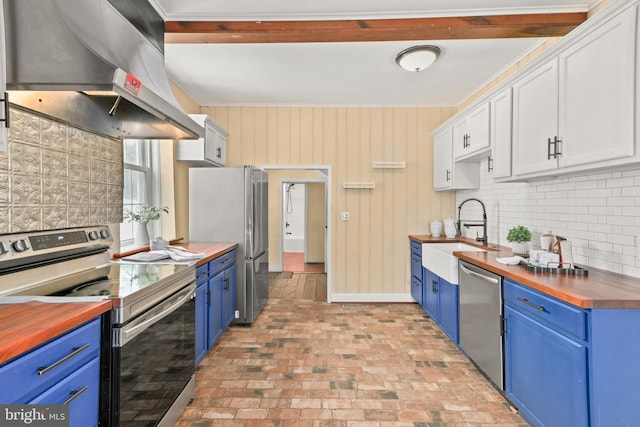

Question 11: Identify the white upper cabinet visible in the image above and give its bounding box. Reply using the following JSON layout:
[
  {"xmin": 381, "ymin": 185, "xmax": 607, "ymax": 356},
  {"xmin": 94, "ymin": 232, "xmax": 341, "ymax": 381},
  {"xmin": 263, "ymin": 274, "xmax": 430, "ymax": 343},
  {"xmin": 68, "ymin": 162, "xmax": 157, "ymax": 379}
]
[
  {"xmin": 452, "ymin": 102, "xmax": 491, "ymax": 162},
  {"xmin": 489, "ymin": 88, "xmax": 513, "ymax": 179},
  {"xmin": 512, "ymin": 58, "xmax": 560, "ymax": 176},
  {"xmin": 434, "ymin": 126, "xmax": 480, "ymax": 191},
  {"xmin": 558, "ymin": 5, "xmax": 636, "ymax": 169},
  {"xmin": 177, "ymin": 114, "xmax": 228, "ymax": 167},
  {"xmin": 512, "ymin": 4, "xmax": 637, "ymax": 178}
]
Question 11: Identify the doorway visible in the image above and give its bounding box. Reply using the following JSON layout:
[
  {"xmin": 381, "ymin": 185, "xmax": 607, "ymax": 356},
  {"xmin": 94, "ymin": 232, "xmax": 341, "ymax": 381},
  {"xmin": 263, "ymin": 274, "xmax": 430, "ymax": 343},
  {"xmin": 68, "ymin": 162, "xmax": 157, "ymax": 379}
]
[
  {"xmin": 282, "ymin": 181, "xmax": 326, "ymax": 273},
  {"xmin": 262, "ymin": 165, "xmax": 331, "ymax": 302}
]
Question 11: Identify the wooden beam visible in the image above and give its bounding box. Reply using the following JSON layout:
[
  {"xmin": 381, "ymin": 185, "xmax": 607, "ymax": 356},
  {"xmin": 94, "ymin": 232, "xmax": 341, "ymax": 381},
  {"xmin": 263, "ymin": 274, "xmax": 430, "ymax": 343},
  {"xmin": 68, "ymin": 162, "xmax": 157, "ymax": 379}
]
[{"xmin": 165, "ymin": 13, "xmax": 587, "ymax": 44}]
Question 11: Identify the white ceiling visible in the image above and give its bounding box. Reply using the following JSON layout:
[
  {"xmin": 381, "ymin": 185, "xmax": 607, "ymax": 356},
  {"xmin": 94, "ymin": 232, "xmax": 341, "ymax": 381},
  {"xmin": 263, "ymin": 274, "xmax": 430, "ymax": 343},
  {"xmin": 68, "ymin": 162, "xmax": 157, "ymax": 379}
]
[{"xmin": 152, "ymin": 0, "xmax": 597, "ymax": 107}]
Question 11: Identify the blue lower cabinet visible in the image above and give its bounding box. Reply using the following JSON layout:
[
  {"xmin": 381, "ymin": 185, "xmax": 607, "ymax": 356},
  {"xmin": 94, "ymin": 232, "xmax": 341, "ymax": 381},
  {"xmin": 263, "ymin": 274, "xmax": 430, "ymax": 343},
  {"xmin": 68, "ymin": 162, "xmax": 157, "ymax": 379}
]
[
  {"xmin": 29, "ymin": 358, "xmax": 100, "ymax": 427},
  {"xmin": 222, "ymin": 265, "xmax": 236, "ymax": 329},
  {"xmin": 208, "ymin": 270, "xmax": 225, "ymax": 346},
  {"xmin": 195, "ymin": 281, "xmax": 209, "ymax": 365},
  {"xmin": 421, "ymin": 267, "xmax": 459, "ymax": 345},
  {"xmin": 0, "ymin": 318, "xmax": 103, "ymax": 427},
  {"xmin": 422, "ymin": 267, "xmax": 438, "ymax": 320},
  {"xmin": 504, "ymin": 305, "xmax": 588, "ymax": 427},
  {"xmin": 437, "ymin": 277, "xmax": 459, "ymax": 344},
  {"xmin": 195, "ymin": 249, "xmax": 237, "ymax": 365},
  {"xmin": 410, "ymin": 240, "xmax": 423, "ymax": 306}
]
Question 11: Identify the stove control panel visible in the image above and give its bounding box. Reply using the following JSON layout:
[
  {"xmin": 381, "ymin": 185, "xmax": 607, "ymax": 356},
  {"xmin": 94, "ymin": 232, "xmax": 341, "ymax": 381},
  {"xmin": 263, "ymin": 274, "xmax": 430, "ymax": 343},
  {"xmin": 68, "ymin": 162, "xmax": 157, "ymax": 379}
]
[{"xmin": 0, "ymin": 226, "xmax": 114, "ymax": 260}]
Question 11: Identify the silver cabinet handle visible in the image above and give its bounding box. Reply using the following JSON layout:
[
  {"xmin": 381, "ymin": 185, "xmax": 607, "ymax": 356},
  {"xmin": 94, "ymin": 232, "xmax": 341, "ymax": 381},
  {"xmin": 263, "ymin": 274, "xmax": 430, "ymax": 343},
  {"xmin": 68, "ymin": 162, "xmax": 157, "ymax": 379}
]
[
  {"xmin": 63, "ymin": 386, "xmax": 88, "ymax": 405},
  {"xmin": 516, "ymin": 297, "xmax": 545, "ymax": 312},
  {"xmin": 459, "ymin": 264, "xmax": 499, "ymax": 284},
  {"xmin": 37, "ymin": 344, "xmax": 90, "ymax": 376}
]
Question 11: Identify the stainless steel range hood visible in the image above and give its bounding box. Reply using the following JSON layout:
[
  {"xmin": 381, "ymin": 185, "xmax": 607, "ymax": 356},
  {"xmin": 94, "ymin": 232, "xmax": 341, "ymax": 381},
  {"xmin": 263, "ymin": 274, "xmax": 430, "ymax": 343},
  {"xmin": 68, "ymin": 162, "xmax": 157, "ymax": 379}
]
[{"xmin": 3, "ymin": 0, "xmax": 204, "ymax": 140}]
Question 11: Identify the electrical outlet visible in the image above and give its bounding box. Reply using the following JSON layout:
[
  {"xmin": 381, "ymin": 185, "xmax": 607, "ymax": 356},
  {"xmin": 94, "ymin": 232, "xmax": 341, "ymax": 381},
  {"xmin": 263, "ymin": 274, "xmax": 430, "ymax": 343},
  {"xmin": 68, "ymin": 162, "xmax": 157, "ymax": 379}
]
[
  {"xmin": 341, "ymin": 212, "xmax": 350, "ymax": 221},
  {"xmin": 235, "ymin": 310, "xmax": 240, "ymax": 319}
]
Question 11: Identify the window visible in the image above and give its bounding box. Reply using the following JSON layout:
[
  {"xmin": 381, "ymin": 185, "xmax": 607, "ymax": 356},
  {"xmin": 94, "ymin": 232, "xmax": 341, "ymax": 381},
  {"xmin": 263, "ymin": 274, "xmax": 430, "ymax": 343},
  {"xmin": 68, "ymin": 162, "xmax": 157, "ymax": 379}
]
[{"xmin": 121, "ymin": 139, "xmax": 161, "ymax": 246}]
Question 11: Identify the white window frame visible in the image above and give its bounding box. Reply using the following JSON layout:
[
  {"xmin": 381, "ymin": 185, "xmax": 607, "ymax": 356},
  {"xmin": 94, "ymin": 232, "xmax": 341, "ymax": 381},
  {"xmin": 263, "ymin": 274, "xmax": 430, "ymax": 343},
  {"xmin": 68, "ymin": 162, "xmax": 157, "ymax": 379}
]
[{"xmin": 120, "ymin": 139, "xmax": 162, "ymax": 247}]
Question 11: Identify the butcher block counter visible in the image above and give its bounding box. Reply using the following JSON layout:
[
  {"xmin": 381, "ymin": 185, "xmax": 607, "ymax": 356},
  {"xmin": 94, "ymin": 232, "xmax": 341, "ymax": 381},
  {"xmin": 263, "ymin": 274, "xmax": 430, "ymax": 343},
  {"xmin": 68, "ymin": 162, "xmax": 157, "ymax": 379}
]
[
  {"xmin": 114, "ymin": 241, "xmax": 238, "ymax": 267},
  {"xmin": 0, "ymin": 300, "xmax": 111, "ymax": 365},
  {"xmin": 178, "ymin": 242, "xmax": 238, "ymax": 267},
  {"xmin": 410, "ymin": 234, "xmax": 640, "ymax": 309}
]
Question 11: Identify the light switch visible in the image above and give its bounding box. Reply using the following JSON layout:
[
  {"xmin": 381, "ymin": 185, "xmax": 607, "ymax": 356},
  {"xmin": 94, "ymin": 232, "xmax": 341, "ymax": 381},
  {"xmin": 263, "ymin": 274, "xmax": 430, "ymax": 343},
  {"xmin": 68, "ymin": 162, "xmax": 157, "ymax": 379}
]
[{"xmin": 341, "ymin": 212, "xmax": 350, "ymax": 221}]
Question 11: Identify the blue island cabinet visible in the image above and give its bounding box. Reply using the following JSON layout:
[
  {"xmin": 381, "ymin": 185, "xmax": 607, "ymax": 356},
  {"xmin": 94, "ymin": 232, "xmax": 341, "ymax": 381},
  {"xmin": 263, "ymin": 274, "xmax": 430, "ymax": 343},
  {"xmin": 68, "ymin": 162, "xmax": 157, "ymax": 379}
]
[
  {"xmin": 195, "ymin": 249, "xmax": 237, "ymax": 365},
  {"xmin": 504, "ymin": 278, "xmax": 640, "ymax": 427}
]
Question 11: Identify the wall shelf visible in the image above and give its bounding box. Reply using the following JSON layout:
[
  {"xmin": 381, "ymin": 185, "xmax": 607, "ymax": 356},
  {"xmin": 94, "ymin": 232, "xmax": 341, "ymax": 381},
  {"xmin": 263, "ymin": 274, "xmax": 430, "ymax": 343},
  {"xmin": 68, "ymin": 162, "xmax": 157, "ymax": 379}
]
[
  {"xmin": 372, "ymin": 161, "xmax": 406, "ymax": 169},
  {"xmin": 343, "ymin": 181, "xmax": 375, "ymax": 189}
]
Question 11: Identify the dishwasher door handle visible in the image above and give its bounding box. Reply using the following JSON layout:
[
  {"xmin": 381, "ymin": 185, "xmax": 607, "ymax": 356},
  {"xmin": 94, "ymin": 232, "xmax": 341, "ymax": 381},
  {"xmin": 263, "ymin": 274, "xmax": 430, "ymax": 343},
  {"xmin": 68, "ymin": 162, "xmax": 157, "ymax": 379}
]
[{"xmin": 460, "ymin": 264, "xmax": 499, "ymax": 284}]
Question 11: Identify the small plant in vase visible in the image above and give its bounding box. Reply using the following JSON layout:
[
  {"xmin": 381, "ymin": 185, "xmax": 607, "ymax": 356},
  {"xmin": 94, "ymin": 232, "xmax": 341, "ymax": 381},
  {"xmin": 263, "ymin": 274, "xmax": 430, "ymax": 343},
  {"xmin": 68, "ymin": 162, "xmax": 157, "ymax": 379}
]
[
  {"xmin": 507, "ymin": 225, "xmax": 532, "ymax": 256},
  {"xmin": 124, "ymin": 205, "xmax": 169, "ymax": 246}
]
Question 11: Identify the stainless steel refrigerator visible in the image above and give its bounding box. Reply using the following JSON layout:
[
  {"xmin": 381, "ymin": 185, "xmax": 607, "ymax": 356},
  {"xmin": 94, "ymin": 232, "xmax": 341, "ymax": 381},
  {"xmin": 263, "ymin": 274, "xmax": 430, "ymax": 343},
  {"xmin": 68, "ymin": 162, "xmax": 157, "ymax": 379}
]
[{"xmin": 189, "ymin": 165, "xmax": 269, "ymax": 324}]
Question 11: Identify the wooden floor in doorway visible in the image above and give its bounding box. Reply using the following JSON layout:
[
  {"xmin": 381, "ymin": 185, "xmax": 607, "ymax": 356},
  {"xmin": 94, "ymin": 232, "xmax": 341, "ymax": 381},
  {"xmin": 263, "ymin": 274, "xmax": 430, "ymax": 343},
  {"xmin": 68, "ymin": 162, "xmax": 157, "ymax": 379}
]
[
  {"xmin": 269, "ymin": 272, "xmax": 327, "ymax": 302},
  {"xmin": 283, "ymin": 251, "xmax": 325, "ymax": 273}
]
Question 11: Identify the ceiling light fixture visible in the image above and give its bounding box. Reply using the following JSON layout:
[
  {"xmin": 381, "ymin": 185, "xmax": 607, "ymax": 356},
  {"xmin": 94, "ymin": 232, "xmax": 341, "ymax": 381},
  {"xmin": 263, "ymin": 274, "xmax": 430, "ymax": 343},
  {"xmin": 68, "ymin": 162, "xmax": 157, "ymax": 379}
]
[{"xmin": 396, "ymin": 45, "xmax": 441, "ymax": 72}]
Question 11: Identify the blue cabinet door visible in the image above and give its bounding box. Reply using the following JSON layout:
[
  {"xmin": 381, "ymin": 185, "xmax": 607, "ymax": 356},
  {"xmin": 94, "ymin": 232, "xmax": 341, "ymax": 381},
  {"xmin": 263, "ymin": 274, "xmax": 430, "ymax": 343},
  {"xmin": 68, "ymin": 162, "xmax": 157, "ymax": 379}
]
[
  {"xmin": 505, "ymin": 305, "xmax": 588, "ymax": 427},
  {"xmin": 410, "ymin": 241, "xmax": 423, "ymax": 306},
  {"xmin": 437, "ymin": 277, "xmax": 459, "ymax": 344},
  {"xmin": 422, "ymin": 268, "xmax": 439, "ymax": 321},
  {"xmin": 222, "ymin": 266, "xmax": 236, "ymax": 329},
  {"xmin": 411, "ymin": 275, "xmax": 423, "ymax": 306},
  {"xmin": 208, "ymin": 271, "xmax": 224, "ymax": 348},
  {"xmin": 195, "ymin": 282, "xmax": 208, "ymax": 365}
]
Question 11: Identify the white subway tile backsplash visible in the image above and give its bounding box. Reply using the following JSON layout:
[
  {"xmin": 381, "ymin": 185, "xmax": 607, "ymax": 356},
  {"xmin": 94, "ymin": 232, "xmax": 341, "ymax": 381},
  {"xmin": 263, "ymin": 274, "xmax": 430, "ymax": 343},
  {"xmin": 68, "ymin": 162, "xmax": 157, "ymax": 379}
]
[{"xmin": 458, "ymin": 160, "xmax": 640, "ymax": 279}]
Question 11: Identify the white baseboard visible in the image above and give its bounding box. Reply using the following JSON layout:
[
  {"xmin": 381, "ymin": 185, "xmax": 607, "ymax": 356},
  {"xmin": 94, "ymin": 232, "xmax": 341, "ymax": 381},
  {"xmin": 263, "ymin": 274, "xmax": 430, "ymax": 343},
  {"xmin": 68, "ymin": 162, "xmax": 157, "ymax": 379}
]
[
  {"xmin": 330, "ymin": 293, "xmax": 416, "ymax": 303},
  {"xmin": 269, "ymin": 265, "xmax": 283, "ymax": 272}
]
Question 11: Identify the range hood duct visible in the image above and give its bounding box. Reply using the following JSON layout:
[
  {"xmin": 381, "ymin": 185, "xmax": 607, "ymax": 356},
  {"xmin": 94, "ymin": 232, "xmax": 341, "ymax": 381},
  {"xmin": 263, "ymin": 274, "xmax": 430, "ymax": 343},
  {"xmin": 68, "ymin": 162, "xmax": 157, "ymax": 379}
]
[{"xmin": 3, "ymin": 0, "xmax": 204, "ymax": 140}]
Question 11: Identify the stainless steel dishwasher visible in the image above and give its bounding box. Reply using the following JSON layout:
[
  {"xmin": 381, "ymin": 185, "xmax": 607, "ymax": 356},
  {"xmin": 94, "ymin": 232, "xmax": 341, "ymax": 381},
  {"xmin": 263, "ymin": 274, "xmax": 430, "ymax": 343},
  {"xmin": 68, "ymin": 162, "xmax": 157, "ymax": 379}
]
[{"xmin": 459, "ymin": 260, "xmax": 504, "ymax": 390}]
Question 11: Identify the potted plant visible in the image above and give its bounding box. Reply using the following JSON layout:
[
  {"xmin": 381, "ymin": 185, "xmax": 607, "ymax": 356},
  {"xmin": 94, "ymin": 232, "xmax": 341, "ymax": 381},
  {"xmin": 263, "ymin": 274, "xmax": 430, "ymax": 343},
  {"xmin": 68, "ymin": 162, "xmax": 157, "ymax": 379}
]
[
  {"xmin": 507, "ymin": 225, "xmax": 532, "ymax": 255},
  {"xmin": 124, "ymin": 205, "xmax": 169, "ymax": 245}
]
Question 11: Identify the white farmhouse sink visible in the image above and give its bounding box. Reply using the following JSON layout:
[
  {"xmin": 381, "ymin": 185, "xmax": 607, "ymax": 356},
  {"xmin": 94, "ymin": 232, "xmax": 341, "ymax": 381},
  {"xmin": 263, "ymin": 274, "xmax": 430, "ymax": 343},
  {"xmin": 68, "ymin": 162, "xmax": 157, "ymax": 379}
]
[{"xmin": 422, "ymin": 243, "xmax": 486, "ymax": 285}]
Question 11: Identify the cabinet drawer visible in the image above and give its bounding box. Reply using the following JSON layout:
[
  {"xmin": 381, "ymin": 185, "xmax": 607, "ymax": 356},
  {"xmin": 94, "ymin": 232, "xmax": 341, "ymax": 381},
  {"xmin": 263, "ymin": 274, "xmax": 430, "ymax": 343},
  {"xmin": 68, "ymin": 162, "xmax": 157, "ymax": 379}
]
[
  {"xmin": 209, "ymin": 250, "xmax": 236, "ymax": 276},
  {"xmin": 0, "ymin": 318, "xmax": 101, "ymax": 403},
  {"xmin": 29, "ymin": 357, "xmax": 100, "ymax": 427},
  {"xmin": 504, "ymin": 280, "xmax": 586, "ymax": 340},
  {"xmin": 410, "ymin": 240, "xmax": 421, "ymax": 256},
  {"xmin": 196, "ymin": 264, "xmax": 209, "ymax": 284}
]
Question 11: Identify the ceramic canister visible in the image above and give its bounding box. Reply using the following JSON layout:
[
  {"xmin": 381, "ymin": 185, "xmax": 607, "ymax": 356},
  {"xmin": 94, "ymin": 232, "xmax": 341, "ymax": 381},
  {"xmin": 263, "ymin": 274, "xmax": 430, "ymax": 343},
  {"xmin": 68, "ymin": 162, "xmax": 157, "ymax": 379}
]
[{"xmin": 430, "ymin": 220, "xmax": 443, "ymax": 237}]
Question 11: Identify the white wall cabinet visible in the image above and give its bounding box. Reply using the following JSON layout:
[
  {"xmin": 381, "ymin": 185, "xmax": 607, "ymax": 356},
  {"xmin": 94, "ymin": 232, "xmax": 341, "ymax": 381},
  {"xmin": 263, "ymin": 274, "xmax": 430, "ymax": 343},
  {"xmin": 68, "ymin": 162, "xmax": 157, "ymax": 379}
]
[
  {"xmin": 177, "ymin": 114, "xmax": 228, "ymax": 167},
  {"xmin": 488, "ymin": 88, "xmax": 512, "ymax": 179},
  {"xmin": 452, "ymin": 102, "xmax": 491, "ymax": 162},
  {"xmin": 433, "ymin": 126, "xmax": 479, "ymax": 191},
  {"xmin": 512, "ymin": 4, "xmax": 637, "ymax": 178}
]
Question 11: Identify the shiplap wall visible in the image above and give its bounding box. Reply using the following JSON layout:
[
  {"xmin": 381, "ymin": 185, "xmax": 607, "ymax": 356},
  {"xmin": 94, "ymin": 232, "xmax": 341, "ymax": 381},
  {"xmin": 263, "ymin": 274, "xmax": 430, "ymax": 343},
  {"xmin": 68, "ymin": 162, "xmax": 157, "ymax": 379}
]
[{"xmin": 201, "ymin": 106, "xmax": 456, "ymax": 299}]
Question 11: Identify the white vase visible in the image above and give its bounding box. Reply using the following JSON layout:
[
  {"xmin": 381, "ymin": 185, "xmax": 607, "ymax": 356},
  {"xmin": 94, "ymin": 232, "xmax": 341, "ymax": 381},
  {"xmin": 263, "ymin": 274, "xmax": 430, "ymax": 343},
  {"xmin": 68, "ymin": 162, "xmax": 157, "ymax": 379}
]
[
  {"xmin": 511, "ymin": 241, "xmax": 529, "ymax": 255},
  {"xmin": 134, "ymin": 222, "xmax": 150, "ymax": 246}
]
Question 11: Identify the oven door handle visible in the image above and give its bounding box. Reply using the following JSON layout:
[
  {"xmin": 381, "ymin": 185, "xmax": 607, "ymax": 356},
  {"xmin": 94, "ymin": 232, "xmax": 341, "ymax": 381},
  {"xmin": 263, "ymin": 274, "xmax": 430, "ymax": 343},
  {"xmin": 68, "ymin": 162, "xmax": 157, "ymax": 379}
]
[{"xmin": 115, "ymin": 282, "xmax": 196, "ymax": 347}]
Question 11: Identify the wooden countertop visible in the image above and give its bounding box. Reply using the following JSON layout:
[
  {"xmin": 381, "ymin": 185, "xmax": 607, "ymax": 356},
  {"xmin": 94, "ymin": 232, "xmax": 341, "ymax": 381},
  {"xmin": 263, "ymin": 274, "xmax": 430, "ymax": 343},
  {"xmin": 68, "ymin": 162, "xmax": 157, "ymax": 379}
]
[
  {"xmin": 0, "ymin": 300, "xmax": 112, "ymax": 365},
  {"xmin": 175, "ymin": 242, "xmax": 239, "ymax": 266},
  {"xmin": 409, "ymin": 234, "xmax": 640, "ymax": 309}
]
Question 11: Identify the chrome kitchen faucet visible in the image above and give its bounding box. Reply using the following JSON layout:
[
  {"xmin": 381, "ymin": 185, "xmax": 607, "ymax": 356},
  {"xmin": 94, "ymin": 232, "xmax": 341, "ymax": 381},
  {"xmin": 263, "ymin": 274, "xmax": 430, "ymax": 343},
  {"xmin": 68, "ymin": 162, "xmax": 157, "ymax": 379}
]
[{"xmin": 456, "ymin": 198, "xmax": 488, "ymax": 246}]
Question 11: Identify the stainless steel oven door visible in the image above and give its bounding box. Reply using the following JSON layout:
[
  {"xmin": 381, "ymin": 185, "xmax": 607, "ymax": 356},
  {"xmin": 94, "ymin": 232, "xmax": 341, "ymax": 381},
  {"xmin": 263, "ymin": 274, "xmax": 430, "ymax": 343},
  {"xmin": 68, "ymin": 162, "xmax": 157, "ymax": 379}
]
[
  {"xmin": 111, "ymin": 282, "xmax": 196, "ymax": 426},
  {"xmin": 113, "ymin": 282, "xmax": 196, "ymax": 347}
]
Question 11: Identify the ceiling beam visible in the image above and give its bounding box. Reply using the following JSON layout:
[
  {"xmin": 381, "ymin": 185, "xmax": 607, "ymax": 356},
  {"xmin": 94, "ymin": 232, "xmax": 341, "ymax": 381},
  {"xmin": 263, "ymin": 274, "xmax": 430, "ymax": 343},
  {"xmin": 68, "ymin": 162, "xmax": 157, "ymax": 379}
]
[{"xmin": 165, "ymin": 13, "xmax": 587, "ymax": 44}]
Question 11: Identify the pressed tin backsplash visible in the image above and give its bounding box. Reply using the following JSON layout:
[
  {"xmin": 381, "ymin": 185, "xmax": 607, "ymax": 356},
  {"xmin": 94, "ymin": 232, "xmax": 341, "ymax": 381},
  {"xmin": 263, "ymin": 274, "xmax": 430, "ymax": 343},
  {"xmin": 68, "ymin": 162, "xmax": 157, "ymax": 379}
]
[{"xmin": 0, "ymin": 107, "xmax": 123, "ymax": 233}]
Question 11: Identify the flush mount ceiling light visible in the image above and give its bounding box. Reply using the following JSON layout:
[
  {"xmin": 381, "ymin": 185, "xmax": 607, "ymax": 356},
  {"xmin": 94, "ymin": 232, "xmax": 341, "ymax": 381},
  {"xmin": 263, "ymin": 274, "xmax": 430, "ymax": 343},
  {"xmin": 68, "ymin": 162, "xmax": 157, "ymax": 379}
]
[{"xmin": 396, "ymin": 45, "xmax": 441, "ymax": 72}]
